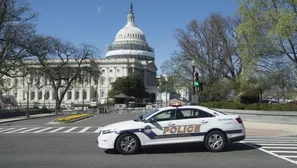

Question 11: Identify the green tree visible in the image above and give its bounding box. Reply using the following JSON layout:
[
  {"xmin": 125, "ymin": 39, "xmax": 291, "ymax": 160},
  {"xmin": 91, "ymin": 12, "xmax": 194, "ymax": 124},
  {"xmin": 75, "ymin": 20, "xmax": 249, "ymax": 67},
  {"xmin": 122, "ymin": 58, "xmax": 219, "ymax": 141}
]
[
  {"xmin": 108, "ymin": 76, "xmax": 149, "ymax": 100},
  {"xmin": 236, "ymin": 0, "xmax": 297, "ymax": 78}
]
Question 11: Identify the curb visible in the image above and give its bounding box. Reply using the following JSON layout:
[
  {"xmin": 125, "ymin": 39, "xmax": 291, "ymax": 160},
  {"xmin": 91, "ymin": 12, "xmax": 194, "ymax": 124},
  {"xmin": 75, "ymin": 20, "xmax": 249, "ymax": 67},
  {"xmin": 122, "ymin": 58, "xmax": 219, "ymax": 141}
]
[{"xmin": 0, "ymin": 114, "xmax": 64, "ymax": 124}]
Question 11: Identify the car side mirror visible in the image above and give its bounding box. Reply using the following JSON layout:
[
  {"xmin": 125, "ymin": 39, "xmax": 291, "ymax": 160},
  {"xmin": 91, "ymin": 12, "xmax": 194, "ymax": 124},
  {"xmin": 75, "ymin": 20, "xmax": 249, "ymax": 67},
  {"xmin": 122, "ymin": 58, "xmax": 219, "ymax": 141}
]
[
  {"xmin": 139, "ymin": 115, "xmax": 143, "ymax": 120},
  {"xmin": 146, "ymin": 118, "xmax": 156, "ymax": 123}
]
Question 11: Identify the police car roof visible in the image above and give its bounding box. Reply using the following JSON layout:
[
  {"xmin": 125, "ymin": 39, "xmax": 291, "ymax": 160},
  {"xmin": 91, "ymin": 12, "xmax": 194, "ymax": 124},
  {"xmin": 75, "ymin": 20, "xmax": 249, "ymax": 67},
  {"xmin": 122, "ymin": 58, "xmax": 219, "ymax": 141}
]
[
  {"xmin": 157, "ymin": 105, "xmax": 226, "ymax": 116},
  {"xmin": 158, "ymin": 105, "xmax": 209, "ymax": 111}
]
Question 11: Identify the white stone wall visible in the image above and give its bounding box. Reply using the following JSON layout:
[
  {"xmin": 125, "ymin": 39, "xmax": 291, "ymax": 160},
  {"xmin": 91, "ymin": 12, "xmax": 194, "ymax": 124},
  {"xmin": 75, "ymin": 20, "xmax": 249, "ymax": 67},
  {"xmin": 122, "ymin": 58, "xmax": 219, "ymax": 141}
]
[{"xmin": 2, "ymin": 58, "xmax": 158, "ymax": 108}]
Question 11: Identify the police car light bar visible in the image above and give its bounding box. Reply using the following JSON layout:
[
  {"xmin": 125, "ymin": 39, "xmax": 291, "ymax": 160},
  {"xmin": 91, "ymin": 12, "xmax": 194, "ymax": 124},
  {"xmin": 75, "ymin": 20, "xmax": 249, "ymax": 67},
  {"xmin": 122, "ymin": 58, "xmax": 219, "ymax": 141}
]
[{"xmin": 171, "ymin": 102, "xmax": 182, "ymax": 107}]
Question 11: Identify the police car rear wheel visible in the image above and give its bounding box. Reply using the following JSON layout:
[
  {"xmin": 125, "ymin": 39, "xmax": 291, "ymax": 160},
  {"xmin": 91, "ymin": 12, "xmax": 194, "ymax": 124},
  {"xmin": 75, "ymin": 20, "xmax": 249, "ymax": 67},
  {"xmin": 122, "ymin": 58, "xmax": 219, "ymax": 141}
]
[
  {"xmin": 204, "ymin": 130, "xmax": 226, "ymax": 152},
  {"xmin": 116, "ymin": 133, "xmax": 140, "ymax": 155}
]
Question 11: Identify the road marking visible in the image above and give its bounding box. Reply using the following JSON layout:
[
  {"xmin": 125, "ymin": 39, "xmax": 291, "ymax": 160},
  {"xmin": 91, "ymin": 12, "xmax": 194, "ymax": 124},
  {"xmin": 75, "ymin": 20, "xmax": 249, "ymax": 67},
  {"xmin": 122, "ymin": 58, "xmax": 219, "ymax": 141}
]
[
  {"xmin": 242, "ymin": 142, "xmax": 297, "ymax": 165},
  {"xmin": 49, "ymin": 127, "xmax": 65, "ymax": 133},
  {"xmin": 0, "ymin": 128, "xmax": 15, "ymax": 132},
  {"xmin": 269, "ymin": 151, "xmax": 297, "ymax": 154},
  {"xmin": 253, "ymin": 143, "xmax": 297, "ymax": 146},
  {"xmin": 94, "ymin": 127, "xmax": 102, "ymax": 133},
  {"xmin": 282, "ymin": 156, "xmax": 297, "ymax": 158},
  {"xmin": 262, "ymin": 147, "xmax": 297, "ymax": 149},
  {"xmin": 19, "ymin": 127, "xmax": 40, "ymax": 133},
  {"xmin": 78, "ymin": 127, "xmax": 91, "ymax": 133},
  {"xmin": 5, "ymin": 128, "xmax": 27, "ymax": 133},
  {"xmin": 64, "ymin": 127, "xmax": 77, "ymax": 133},
  {"xmin": 244, "ymin": 139, "xmax": 297, "ymax": 142},
  {"xmin": 34, "ymin": 127, "xmax": 53, "ymax": 133},
  {"xmin": 244, "ymin": 140, "xmax": 297, "ymax": 143}
]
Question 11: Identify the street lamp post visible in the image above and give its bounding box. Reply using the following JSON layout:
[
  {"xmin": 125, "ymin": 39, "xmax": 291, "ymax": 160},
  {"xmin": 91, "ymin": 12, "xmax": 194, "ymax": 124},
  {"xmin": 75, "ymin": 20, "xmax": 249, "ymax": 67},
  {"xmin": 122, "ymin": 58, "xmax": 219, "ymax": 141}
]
[
  {"xmin": 191, "ymin": 60, "xmax": 195, "ymax": 95},
  {"xmin": 26, "ymin": 81, "xmax": 31, "ymax": 118},
  {"xmin": 164, "ymin": 75, "xmax": 168, "ymax": 107},
  {"xmin": 190, "ymin": 60, "xmax": 196, "ymax": 104}
]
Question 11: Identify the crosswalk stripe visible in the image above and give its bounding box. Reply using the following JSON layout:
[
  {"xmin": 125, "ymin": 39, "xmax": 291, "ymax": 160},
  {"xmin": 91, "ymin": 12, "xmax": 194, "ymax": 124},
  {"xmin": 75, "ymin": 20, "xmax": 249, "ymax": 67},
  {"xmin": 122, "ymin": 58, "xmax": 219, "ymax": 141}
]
[
  {"xmin": 253, "ymin": 144, "xmax": 297, "ymax": 146},
  {"xmin": 64, "ymin": 127, "xmax": 77, "ymax": 133},
  {"xmin": 94, "ymin": 127, "xmax": 102, "ymax": 133},
  {"xmin": 49, "ymin": 127, "xmax": 65, "ymax": 133},
  {"xmin": 282, "ymin": 156, "xmax": 297, "ymax": 158},
  {"xmin": 78, "ymin": 127, "xmax": 91, "ymax": 133},
  {"xmin": 34, "ymin": 127, "xmax": 53, "ymax": 133},
  {"xmin": 244, "ymin": 139, "xmax": 297, "ymax": 142},
  {"xmin": 244, "ymin": 142, "xmax": 297, "ymax": 165},
  {"xmin": 5, "ymin": 128, "xmax": 27, "ymax": 133},
  {"xmin": 262, "ymin": 147, "xmax": 297, "ymax": 149},
  {"xmin": 19, "ymin": 127, "xmax": 40, "ymax": 133},
  {"xmin": 244, "ymin": 141, "xmax": 297, "ymax": 144},
  {"xmin": 269, "ymin": 151, "xmax": 297, "ymax": 154},
  {"xmin": 0, "ymin": 128, "xmax": 15, "ymax": 133}
]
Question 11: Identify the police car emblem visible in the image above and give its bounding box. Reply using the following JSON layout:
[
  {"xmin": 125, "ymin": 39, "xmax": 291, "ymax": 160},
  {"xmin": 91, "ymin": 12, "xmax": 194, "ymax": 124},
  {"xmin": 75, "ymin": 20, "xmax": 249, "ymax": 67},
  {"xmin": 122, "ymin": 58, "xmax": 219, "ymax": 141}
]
[{"xmin": 144, "ymin": 125, "xmax": 152, "ymax": 134}]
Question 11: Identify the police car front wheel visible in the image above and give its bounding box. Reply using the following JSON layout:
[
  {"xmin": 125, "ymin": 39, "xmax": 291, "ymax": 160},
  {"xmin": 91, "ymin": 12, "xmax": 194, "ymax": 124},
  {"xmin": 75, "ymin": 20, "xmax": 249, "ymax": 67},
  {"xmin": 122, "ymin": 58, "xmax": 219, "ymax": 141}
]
[
  {"xmin": 115, "ymin": 133, "xmax": 140, "ymax": 155},
  {"xmin": 204, "ymin": 130, "xmax": 226, "ymax": 152}
]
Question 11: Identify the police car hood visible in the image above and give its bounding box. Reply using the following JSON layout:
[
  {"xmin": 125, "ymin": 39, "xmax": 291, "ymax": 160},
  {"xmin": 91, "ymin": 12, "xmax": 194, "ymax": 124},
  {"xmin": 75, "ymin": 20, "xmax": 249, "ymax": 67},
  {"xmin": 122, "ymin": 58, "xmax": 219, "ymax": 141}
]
[{"xmin": 102, "ymin": 120, "xmax": 142, "ymax": 130}]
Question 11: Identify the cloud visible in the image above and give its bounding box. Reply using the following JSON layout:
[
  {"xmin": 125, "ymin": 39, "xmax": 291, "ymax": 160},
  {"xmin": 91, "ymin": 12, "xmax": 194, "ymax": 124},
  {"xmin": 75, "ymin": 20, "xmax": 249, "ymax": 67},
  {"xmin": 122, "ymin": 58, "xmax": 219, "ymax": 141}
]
[{"xmin": 97, "ymin": 6, "xmax": 103, "ymax": 14}]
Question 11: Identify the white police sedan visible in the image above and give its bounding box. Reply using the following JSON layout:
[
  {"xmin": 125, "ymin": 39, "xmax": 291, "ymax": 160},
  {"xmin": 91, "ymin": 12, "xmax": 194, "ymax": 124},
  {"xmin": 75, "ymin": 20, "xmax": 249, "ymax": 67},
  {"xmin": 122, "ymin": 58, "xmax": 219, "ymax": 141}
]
[{"xmin": 96, "ymin": 103, "xmax": 246, "ymax": 155}]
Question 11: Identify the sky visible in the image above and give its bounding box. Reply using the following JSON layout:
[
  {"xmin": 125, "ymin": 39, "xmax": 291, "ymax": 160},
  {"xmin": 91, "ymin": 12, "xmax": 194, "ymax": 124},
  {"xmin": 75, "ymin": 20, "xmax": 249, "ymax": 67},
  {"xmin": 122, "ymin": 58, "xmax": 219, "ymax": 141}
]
[{"xmin": 28, "ymin": 0, "xmax": 239, "ymax": 75}]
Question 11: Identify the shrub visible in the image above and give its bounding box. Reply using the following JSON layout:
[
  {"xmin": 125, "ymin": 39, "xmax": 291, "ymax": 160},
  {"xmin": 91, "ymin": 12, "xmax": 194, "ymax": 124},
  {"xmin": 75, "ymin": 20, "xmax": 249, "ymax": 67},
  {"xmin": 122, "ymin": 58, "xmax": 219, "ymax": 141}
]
[
  {"xmin": 219, "ymin": 100, "xmax": 246, "ymax": 109},
  {"xmin": 244, "ymin": 103, "xmax": 260, "ymax": 110},
  {"xmin": 200, "ymin": 101, "xmax": 297, "ymax": 111}
]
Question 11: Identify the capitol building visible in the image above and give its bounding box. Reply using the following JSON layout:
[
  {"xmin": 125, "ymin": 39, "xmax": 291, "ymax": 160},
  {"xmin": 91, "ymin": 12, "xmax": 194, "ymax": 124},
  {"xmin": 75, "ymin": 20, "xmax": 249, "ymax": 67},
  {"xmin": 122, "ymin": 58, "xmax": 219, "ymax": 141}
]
[{"xmin": 2, "ymin": 4, "xmax": 158, "ymax": 108}]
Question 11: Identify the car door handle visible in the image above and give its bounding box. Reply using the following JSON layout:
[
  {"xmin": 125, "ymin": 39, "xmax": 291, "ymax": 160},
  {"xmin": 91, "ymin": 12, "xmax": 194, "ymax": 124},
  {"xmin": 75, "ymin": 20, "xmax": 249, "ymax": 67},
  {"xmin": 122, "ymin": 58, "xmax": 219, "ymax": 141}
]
[
  {"xmin": 168, "ymin": 122, "xmax": 175, "ymax": 126},
  {"xmin": 201, "ymin": 120, "xmax": 208, "ymax": 124}
]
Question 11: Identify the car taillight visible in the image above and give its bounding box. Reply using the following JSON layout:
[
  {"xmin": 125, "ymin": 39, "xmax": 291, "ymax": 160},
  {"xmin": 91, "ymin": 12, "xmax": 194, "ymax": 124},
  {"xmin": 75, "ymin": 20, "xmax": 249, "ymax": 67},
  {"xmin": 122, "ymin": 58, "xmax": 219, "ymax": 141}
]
[{"xmin": 236, "ymin": 117, "xmax": 243, "ymax": 124}]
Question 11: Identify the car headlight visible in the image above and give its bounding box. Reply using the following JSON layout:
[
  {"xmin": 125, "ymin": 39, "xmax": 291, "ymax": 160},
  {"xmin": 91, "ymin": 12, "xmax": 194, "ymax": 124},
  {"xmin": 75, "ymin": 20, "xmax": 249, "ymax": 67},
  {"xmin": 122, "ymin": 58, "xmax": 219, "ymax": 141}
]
[{"xmin": 102, "ymin": 129, "xmax": 116, "ymax": 134}]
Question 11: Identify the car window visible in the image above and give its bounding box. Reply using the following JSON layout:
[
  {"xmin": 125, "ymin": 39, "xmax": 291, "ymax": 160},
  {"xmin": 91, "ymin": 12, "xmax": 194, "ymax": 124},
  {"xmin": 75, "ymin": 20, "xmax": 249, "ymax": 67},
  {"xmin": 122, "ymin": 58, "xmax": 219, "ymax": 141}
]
[
  {"xmin": 152, "ymin": 110, "xmax": 175, "ymax": 121},
  {"xmin": 198, "ymin": 110, "xmax": 215, "ymax": 118},
  {"xmin": 179, "ymin": 109, "xmax": 198, "ymax": 119}
]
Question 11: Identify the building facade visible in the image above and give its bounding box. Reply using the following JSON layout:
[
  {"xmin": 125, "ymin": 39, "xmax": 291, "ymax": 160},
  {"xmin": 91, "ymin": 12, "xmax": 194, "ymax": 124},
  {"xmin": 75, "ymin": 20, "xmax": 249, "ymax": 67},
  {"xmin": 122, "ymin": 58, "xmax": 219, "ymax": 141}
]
[{"xmin": 2, "ymin": 4, "xmax": 158, "ymax": 109}]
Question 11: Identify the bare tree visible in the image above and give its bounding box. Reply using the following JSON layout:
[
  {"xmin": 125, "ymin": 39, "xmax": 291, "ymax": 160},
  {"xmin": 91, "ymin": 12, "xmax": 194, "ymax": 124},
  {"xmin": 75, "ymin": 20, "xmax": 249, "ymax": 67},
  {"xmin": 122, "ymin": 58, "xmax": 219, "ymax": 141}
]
[
  {"xmin": 161, "ymin": 13, "xmax": 243, "ymax": 101},
  {"xmin": 0, "ymin": 0, "xmax": 37, "ymax": 94},
  {"xmin": 25, "ymin": 35, "xmax": 101, "ymax": 113}
]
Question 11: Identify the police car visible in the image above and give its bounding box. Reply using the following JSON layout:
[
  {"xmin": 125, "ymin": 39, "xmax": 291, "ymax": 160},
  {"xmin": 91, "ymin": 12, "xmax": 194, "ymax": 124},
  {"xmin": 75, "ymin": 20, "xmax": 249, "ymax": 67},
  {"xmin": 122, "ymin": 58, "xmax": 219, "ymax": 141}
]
[{"xmin": 96, "ymin": 103, "xmax": 245, "ymax": 155}]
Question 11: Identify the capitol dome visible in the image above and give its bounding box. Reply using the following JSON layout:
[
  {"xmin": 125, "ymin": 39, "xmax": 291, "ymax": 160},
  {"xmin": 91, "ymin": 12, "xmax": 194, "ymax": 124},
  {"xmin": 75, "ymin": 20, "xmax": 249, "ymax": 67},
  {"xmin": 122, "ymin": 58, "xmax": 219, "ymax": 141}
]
[{"xmin": 105, "ymin": 4, "xmax": 155, "ymax": 60}]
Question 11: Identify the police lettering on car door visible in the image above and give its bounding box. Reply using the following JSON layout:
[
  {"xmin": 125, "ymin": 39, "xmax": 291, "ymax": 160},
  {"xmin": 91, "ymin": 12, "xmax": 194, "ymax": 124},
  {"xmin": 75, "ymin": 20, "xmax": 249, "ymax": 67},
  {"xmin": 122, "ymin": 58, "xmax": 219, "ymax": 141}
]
[{"xmin": 153, "ymin": 125, "xmax": 201, "ymax": 139}]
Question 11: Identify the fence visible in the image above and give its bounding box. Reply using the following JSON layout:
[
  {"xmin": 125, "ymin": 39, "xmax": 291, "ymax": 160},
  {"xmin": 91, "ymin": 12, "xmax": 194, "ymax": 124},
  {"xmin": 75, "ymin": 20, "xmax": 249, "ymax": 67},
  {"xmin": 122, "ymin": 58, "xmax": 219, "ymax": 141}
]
[{"xmin": 61, "ymin": 106, "xmax": 155, "ymax": 115}]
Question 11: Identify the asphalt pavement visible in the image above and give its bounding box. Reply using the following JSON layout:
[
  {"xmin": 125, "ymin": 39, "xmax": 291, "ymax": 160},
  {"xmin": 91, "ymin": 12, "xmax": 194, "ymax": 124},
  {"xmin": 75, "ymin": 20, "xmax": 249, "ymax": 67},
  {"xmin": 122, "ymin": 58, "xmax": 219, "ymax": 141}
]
[
  {"xmin": 0, "ymin": 112, "xmax": 297, "ymax": 167},
  {"xmin": 1, "ymin": 133, "xmax": 297, "ymax": 168}
]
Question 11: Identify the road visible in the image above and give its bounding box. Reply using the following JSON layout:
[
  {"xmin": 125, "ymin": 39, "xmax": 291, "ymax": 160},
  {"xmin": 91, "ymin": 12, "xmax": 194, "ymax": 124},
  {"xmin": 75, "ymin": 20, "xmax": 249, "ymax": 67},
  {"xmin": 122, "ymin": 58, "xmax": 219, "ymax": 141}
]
[{"xmin": 0, "ymin": 113, "xmax": 297, "ymax": 168}]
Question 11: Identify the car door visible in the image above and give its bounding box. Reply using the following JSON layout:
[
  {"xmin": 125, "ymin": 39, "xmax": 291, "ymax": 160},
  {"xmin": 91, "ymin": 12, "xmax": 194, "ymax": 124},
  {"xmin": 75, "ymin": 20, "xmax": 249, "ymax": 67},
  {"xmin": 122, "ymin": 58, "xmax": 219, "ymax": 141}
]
[
  {"xmin": 142, "ymin": 109, "xmax": 180, "ymax": 146},
  {"xmin": 169, "ymin": 107, "xmax": 216, "ymax": 143}
]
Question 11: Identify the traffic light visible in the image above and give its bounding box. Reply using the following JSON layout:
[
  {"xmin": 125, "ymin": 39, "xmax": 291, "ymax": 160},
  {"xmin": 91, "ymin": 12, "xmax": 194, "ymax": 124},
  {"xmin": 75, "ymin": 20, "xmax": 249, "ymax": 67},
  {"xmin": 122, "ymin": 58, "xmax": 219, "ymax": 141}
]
[
  {"xmin": 194, "ymin": 72, "xmax": 199, "ymax": 87},
  {"xmin": 198, "ymin": 82, "xmax": 204, "ymax": 91}
]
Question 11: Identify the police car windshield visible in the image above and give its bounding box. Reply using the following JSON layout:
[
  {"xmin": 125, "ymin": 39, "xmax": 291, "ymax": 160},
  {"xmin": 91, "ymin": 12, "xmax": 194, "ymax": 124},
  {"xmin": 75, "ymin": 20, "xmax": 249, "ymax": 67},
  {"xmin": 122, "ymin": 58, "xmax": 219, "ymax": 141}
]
[{"xmin": 143, "ymin": 108, "xmax": 159, "ymax": 119}]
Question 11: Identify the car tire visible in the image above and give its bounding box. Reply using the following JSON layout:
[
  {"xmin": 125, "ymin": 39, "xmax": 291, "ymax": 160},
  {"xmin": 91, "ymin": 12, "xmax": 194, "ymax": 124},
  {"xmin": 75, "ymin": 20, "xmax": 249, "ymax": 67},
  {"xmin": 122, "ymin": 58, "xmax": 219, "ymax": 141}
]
[
  {"xmin": 115, "ymin": 133, "xmax": 140, "ymax": 155},
  {"xmin": 204, "ymin": 130, "xmax": 226, "ymax": 152}
]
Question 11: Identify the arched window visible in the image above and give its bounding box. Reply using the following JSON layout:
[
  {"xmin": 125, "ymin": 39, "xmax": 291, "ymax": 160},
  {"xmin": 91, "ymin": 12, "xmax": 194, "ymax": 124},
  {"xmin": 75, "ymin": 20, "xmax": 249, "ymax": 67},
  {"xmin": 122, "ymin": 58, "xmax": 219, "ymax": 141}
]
[
  {"xmin": 75, "ymin": 91, "xmax": 79, "ymax": 100},
  {"xmin": 30, "ymin": 91, "xmax": 35, "ymax": 100},
  {"xmin": 38, "ymin": 91, "xmax": 42, "ymax": 100},
  {"xmin": 44, "ymin": 91, "xmax": 49, "ymax": 100},
  {"xmin": 83, "ymin": 90, "xmax": 87, "ymax": 100},
  {"xmin": 67, "ymin": 91, "xmax": 72, "ymax": 100},
  {"xmin": 14, "ymin": 91, "xmax": 17, "ymax": 99}
]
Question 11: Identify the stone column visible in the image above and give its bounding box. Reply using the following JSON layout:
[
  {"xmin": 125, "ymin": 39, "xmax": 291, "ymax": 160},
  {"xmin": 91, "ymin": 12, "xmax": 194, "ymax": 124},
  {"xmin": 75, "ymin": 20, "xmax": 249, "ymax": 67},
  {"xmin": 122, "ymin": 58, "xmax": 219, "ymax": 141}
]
[{"xmin": 144, "ymin": 66, "xmax": 147, "ymax": 86}]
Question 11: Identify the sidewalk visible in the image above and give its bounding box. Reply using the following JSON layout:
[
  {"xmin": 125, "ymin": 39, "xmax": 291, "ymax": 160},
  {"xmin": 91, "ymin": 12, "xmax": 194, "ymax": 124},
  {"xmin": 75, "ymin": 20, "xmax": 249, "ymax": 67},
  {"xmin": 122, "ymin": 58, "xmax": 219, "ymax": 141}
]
[
  {"xmin": 0, "ymin": 113, "xmax": 63, "ymax": 124},
  {"xmin": 244, "ymin": 121, "xmax": 297, "ymax": 136}
]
